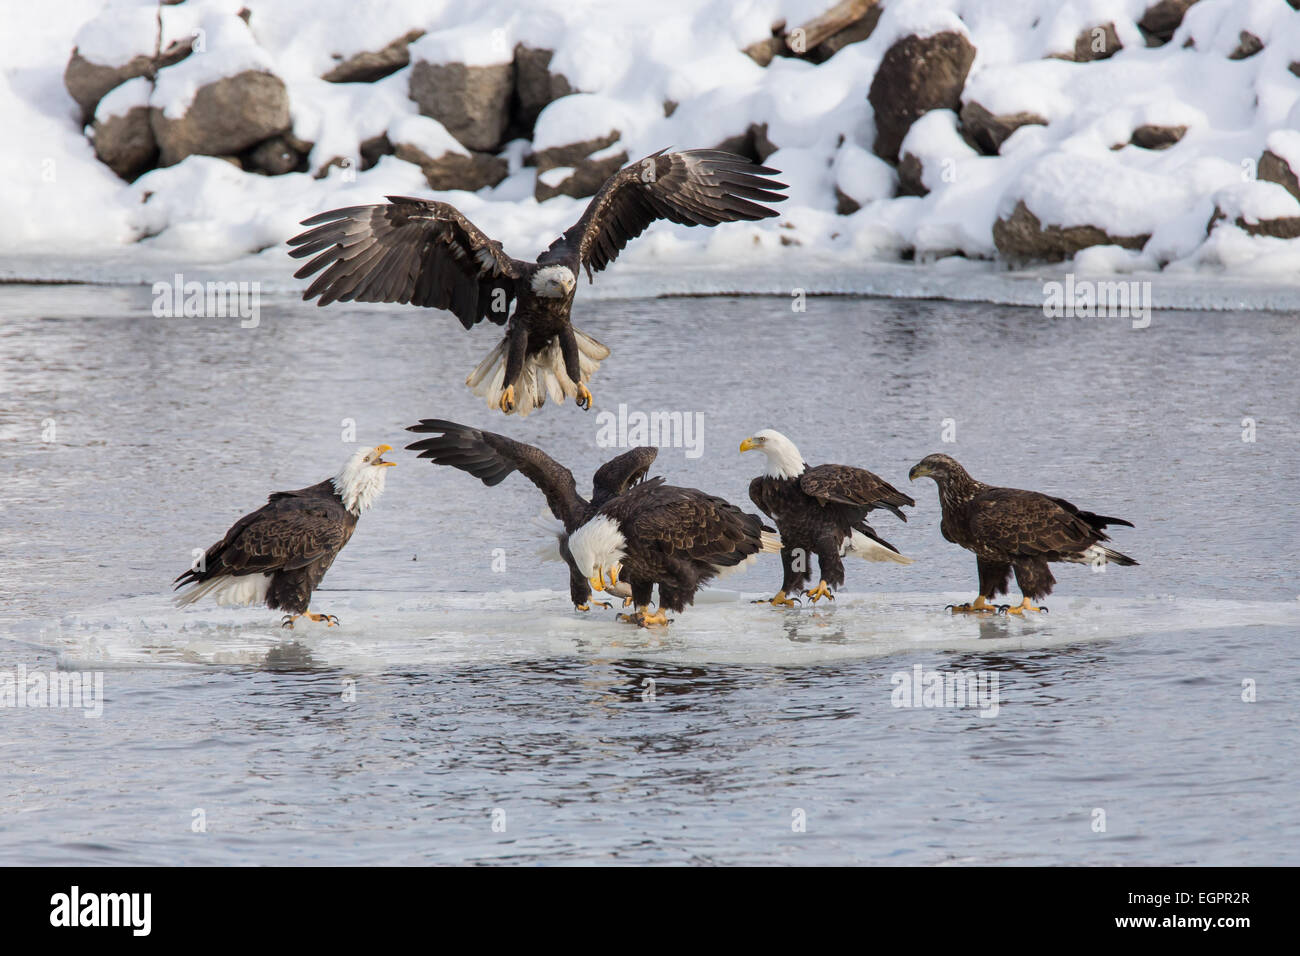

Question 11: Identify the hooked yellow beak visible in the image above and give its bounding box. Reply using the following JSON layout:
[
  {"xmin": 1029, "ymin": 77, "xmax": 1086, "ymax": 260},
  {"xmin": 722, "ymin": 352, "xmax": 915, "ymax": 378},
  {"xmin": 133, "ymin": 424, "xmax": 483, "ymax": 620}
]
[
  {"xmin": 375, "ymin": 444, "xmax": 396, "ymax": 467},
  {"xmin": 739, "ymin": 437, "xmax": 759, "ymax": 453},
  {"xmin": 607, "ymin": 563, "xmax": 621, "ymax": 589},
  {"xmin": 589, "ymin": 572, "xmax": 606, "ymax": 593},
  {"xmin": 908, "ymin": 463, "xmax": 929, "ymax": 481}
]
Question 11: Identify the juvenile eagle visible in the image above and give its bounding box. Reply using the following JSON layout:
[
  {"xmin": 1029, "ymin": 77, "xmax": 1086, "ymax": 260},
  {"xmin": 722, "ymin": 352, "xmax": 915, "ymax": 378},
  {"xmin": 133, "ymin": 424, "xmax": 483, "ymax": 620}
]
[
  {"xmin": 404, "ymin": 419, "xmax": 657, "ymax": 611},
  {"xmin": 908, "ymin": 453, "xmax": 1137, "ymax": 614},
  {"xmin": 568, "ymin": 480, "xmax": 781, "ymax": 627},
  {"xmin": 289, "ymin": 149, "xmax": 787, "ymax": 417},
  {"xmin": 174, "ymin": 445, "xmax": 394, "ymax": 627},
  {"xmin": 741, "ymin": 429, "xmax": 914, "ymax": 606}
]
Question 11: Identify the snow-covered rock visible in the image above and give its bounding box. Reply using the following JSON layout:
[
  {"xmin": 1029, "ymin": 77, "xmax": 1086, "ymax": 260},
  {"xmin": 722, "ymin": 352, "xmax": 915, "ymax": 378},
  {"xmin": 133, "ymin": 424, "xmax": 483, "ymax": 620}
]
[
  {"xmin": 408, "ymin": 42, "xmax": 513, "ymax": 153},
  {"xmin": 321, "ymin": 28, "xmax": 425, "ymax": 84},
  {"xmin": 513, "ymin": 46, "xmax": 575, "ymax": 135},
  {"xmin": 153, "ymin": 70, "xmax": 291, "ymax": 166},
  {"xmin": 90, "ymin": 76, "xmax": 155, "ymax": 179},
  {"xmin": 390, "ymin": 115, "xmax": 507, "ymax": 192},
  {"xmin": 868, "ymin": 29, "xmax": 976, "ymax": 161}
]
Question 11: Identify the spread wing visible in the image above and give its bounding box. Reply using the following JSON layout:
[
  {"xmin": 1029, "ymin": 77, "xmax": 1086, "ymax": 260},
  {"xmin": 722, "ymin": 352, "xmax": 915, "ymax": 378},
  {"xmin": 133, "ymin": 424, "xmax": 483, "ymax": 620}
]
[
  {"xmin": 174, "ymin": 499, "xmax": 347, "ymax": 586},
  {"xmin": 967, "ymin": 489, "xmax": 1110, "ymax": 560},
  {"xmin": 548, "ymin": 149, "xmax": 787, "ymax": 280},
  {"xmin": 404, "ymin": 418, "xmax": 587, "ymax": 528},
  {"xmin": 799, "ymin": 464, "xmax": 915, "ymax": 520},
  {"xmin": 590, "ymin": 446, "xmax": 658, "ymax": 505},
  {"xmin": 287, "ymin": 197, "xmax": 523, "ymax": 328}
]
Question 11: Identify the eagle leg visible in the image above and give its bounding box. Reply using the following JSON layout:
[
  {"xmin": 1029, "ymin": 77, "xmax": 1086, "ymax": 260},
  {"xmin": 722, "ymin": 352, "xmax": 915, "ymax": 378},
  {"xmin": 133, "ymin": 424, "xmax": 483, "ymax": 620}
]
[
  {"xmin": 617, "ymin": 604, "xmax": 651, "ymax": 624},
  {"xmin": 805, "ymin": 580, "xmax": 834, "ymax": 603},
  {"xmin": 575, "ymin": 383, "xmax": 593, "ymax": 411},
  {"xmin": 499, "ymin": 385, "xmax": 516, "ymax": 414},
  {"xmin": 1005, "ymin": 597, "xmax": 1048, "ymax": 615},
  {"xmin": 753, "ymin": 590, "xmax": 799, "ymax": 608},
  {"xmin": 293, "ymin": 613, "xmax": 338, "ymax": 629},
  {"xmin": 946, "ymin": 595, "xmax": 1000, "ymax": 614},
  {"xmin": 576, "ymin": 600, "xmax": 613, "ymax": 612},
  {"xmin": 280, "ymin": 614, "xmax": 298, "ymax": 629},
  {"xmin": 638, "ymin": 607, "xmax": 670, "ymax": 628}
]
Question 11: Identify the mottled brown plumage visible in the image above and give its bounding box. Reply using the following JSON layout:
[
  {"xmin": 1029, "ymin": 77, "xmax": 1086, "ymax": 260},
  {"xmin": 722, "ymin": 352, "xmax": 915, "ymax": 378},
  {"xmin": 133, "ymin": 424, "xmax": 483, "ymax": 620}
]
[
  {"xmin": 742, "ymin": 429, "xmax": 914, "ymax": 605},
  {"xmin": 909, "ymin": 453, "xmax": 1137, "ymax": 613},
  {"xmin": 569, "ymin": 479, "xmax": 780, "ymax": 625},
  {"xmin": 288, "ymin": 149, "xmax": 787, "ymax": 416},
  {"xmin": 404, "ymin": 419, "xmax": 656, "ymax": 609},
  {"xmin": 173, "ymin": 446, "xmax": 393, "ymax": 625}
]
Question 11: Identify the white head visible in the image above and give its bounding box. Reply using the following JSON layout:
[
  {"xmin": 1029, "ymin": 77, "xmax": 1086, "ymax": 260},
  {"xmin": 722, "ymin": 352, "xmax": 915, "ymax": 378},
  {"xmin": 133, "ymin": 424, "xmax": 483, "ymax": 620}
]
[
  {"xmin": 333, "ymin": 444, "xmax": 395, "ymax": 515},
  {"xmin": 567, "ymin": 515, "xmax": 627, "ymax": 593},
  {"xmin": 531, "ymin": 264, "xmax": 577, "ymax": 299},
  {"xmin": 739, "ymin": 428, "xmax": 805, "ymax": 479}
]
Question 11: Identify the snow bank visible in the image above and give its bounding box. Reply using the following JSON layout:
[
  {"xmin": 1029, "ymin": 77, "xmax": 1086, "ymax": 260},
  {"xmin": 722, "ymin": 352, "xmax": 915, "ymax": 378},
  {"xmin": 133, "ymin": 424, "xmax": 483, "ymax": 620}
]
[{"xmin": 3, "ymin": 0, "xmax": 1300, "ymax": 286}]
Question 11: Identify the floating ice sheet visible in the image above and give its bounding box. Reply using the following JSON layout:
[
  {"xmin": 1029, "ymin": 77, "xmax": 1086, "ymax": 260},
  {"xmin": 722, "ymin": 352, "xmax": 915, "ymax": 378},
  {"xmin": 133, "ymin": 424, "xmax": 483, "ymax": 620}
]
[{"xmin": 14, "ymin": 589, "xmax": 1297, "ymax": 673}]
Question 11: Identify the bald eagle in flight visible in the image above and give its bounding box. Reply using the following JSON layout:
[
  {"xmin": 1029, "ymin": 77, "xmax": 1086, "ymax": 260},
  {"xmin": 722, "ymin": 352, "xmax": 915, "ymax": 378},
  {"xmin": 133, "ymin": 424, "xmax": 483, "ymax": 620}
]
[
  {"xmin": 404, "ymin": 419, "xmax": 657, "ymax": 611},
  {"xmin": 568, "ymin": 480, "xmax": 781, "ymax": 627},
  {"xmin": 740, "ymin": 429, "xmax": 914, "ymax": 606},
  {"xmin": 173, "ymin": 445, "xmax": 394, "ymax": 627},
  {"xmin": 288, "ymin": 149, "xmax": 787, "ymax": 417},
  {"xmin": 908, "ymin": 453, "xmax": 1137, "ymax": 614}
]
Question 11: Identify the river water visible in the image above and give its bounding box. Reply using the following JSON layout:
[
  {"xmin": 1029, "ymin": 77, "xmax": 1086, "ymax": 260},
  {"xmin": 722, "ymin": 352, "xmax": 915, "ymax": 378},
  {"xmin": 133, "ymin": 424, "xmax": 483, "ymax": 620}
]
[{"xmin": 1, "ymin": 286, "xmax": 1296, "ymax": 864}]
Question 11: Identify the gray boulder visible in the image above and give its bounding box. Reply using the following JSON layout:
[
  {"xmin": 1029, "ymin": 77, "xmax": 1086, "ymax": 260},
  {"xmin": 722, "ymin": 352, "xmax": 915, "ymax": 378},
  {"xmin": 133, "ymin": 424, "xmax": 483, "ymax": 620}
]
[
  {"xmin": 993, "ymin": 200, "xmax": 1150, "ymax": 263},
  {"xmin": 322, "ymin": 29, "xmax": 425, "ymax": 83},
  {"xmin": 93, "ymin": 105, "xmax": 157, "ymax": 181},
  {"xmin": 409, "ymin": 59, "xmax": 513, "ymax": 152},
  {"xmin": 1259, "ymin": 150, "xmax": 1300, "ymax": 203},
  {"xmin": 960, "ymin": 101, "xmax": 1047, "ymax": 155},
  {"xmin": 152, "ymin": 70, "xmax": 291, "ymax": 166},
  {"xmin": 513, "ymin": 46, "xmax": 574, "ymax": 134},
  {"xmin": 1047, "ymin": 22, "xmax": 1121, "ymax": 62},
  {"xmin": 64, "ymin": 37, "xmax": 193, "ymax": 123},
  {"xmin": 533, "ymin": 132, "xmax": 625, "ymax": 202},
  {"xmin": 393, "ymin": 142, "xmax": 507, "ymax": 192},
  {"xmin": 1138, "ymin": 0, "xmax": 1200, "ymax": 45},
  {"xmin": 869, "ymin": 31, "xmax": 976, "ymax": 161}
]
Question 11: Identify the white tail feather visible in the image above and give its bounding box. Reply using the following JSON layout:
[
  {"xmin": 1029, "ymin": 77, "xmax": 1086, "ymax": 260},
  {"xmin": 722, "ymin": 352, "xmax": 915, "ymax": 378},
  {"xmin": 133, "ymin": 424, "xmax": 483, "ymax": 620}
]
[
  {"xmin": 530, "ymin": 512, "xmax": 566, "ymax": 562},
  {"xmin": 174, "ymin": 572, "xmax": 272, "ymax": 608},
  {"xmin": 845, "ymin": 529, "xmax": 913, "ymax": 564},
  {"xmin": 466, "ymin": 327, "xmax": 610, "ymax": 418}
]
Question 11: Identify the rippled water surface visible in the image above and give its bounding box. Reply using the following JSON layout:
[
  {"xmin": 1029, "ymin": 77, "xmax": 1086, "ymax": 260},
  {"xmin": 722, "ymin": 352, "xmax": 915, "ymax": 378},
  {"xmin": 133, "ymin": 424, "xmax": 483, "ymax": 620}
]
[{"xmin": 1, "ymin": 287, "xmax": 1297, "ymax": 865}]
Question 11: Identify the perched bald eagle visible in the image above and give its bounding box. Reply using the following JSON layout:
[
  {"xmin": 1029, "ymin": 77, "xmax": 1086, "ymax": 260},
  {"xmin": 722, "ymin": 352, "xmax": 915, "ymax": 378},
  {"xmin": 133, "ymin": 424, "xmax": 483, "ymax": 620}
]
[
  {"xmin": 740, "ymin": 429, "xmax": 914, "ymax": 606},
  {"xmin": 288, "ymin": 149, "xmax": 787, "ymax": 417},
  {"xmin": 173, "ymin": 445, "xmax": 394, "ymax": 627},
  {"xmin": 404, "ymin": 419, "xmax": 657, "ymax": 611},
  {"xmin": 908, "ymin": 453, "xmax": 1137, "ymax": 614},
  {"xmin": 568, "ymin": 480, "xmax": 781, "ymax": 627}
]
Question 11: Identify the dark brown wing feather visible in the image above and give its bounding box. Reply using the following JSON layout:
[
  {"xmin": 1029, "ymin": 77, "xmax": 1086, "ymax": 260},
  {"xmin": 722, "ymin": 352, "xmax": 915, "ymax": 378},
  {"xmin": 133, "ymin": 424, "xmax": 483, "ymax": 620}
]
[
  {"xmin": 799, "ymin": 464, "xmax": 915, "ymax": 519},
  {"xmin": 404, "ymin": 418, "xmax": 586, "ymax": 528},
  {"xmin": 549, "ymin": 149, "xmax": 788, "ymax": 280},
  {"xmin": 591, "ymin": 446, "xmax": 658, "ymax": 505},
  {"xmin": 967, "ymin": 489, "xmax": 1108, "ymax": 559},
  {"xmin": 174, "ymin": 489, "xmax": 349, "ymax": 587},
  {"xmin": 288, "ymin": 197, "xmax": 522, "ymax": 328},
  {"xmin": 615, "ymin": 483, "xmax": 764, "ymax": 570}
]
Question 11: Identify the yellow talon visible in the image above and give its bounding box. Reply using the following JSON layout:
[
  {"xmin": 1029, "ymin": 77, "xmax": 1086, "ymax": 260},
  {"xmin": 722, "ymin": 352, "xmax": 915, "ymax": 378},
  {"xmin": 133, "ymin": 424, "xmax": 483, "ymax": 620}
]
[
  {"xmin": 576, "ymin": 383, "xmax": 593, "ymax": 410},
  {"xmin": 805, "ymin": 580, "xmax": 834, "ymax": 603},
  {"xmin": 947, "ymin": 595, "xmax": 999, "ymax": 614},
  {"xmin": 622, "ymin": 596, "xmax": 634, "ymax": 608},
  {"xmin": 1005, "ymin": 597, "xmax": 1048, "ymax": 615},
  {"xmin": 499, "ymin": 384, "xmax": 516, "ymax": 414},
  {"xmin": 639, "ymin": 607, "xmax": 670, "ymax": 628},
  {"xmin": 618, "ymin": 604, "xmax": 650, "ymax": 624},
  {"xmin": 577, "ymin": 600, "xmax": 612, "ymax": 612},
  {"xmin": 752, "ymin": 591, "xmax": 798, "ymax": 608}
]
